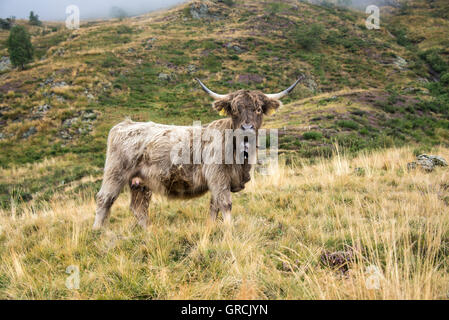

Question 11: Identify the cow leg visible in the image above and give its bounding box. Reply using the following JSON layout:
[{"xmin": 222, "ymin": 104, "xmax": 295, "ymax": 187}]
[
  {"xmin": 130, "ymin": 181, "xmax": 152, "ymax": 229},
  {"xmin": 210, "ymin": 188, "xmax": 232, "ymax": 225},
  {"xmin": 93, "ymin": 170, "xmax": 127, "ymax": 230},
  {"xmin": 209, "ymin": 195, "xmax": 219, "ymax": 222}
]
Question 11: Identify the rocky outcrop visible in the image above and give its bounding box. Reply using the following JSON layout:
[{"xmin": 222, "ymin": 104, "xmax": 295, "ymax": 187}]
[
  {"xmin": 0, "ymin": 56, "xmax": 12, "ymax": 72},
  {"xmin": 393, "ymin": 56, "xmax": 407, "ymax": 70},
  {"xmin": 158, "ymin": 73, "xmax": 173, "ymax": 81},
  {"xmin": 189, "ymin": 1, "xmax": 223, "ymax": 20},
  {"xmin": 407, "ymin": 154, "xmax": 448, "ymax": 172},
  {"xmin": 190, "ymin": 2, "xmax": 210, "ymax": 19},
  {"xmin": 22, "ymin": 127, "xmax": 37, "ymax": 139},
  {"xmin": 59, "ymin": 110, "xmax": 99, "ymax": 140}
]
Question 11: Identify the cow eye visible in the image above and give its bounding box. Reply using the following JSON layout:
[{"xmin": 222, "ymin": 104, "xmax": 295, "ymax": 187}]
[{"xmin": 256, "ymin": 107, "xmax": 262, "ymax": 114}]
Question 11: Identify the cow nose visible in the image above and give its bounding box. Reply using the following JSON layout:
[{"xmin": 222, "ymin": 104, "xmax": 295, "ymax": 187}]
[{"xmin": 241, "ymin": 124, "xmax": 254, "ymax": 131}]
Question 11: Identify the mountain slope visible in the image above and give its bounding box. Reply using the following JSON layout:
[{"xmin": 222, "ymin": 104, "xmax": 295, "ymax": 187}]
[
  {"xmin": 0, "ymin": 0, "xmax": 448, "ymax": 206},
  {"xmin": 1, "ymin": 146, "xmax": 448, "ymax": 299}
]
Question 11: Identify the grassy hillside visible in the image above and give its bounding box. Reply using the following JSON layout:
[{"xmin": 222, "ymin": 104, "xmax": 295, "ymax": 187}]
[
  {"xmin": 0, "ymin": 0, "xmax": 447, "ymax": 209},
  {"xmin": 1, "ymin": 146, "xmax": 448, "ymax": 299},
  {"xmin": 0, "ymin": 0, "xmax": 449, "ymax": 299}
]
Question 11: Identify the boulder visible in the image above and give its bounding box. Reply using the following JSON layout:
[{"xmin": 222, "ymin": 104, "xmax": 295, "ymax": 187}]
[
  {"xmin": 304, "ymin": 77, "xmax": 318, "ymax": 92},
  {"xmin": 417, "ymin": 154, "xmax": 448, "ymax": 167},
  {"xmin": 408, "ymin": 154, "xmax": 448, "ymax": 172},
  {"xmin": 51, "ymin": 81, "xmax": 68, "ymax": 88},
  {"xmin": 187, "ymin": 64, "xmax": 197, "ymax": 73},
  {"xmin": 22, "ymin": 127, "xmax": 37, "ymax": 139},
  {"xmin": 37, "ymin": 104, "xmax": 51, "ymax": 113},
  {"xmin": 158, "ymin": 73, "xmax": 172, "ymax": 81},
  {"xmin": 393, "ymin": 56, "xmax": 407, "ymax": 70},
  {"xmin": 82, "ymin": 110, "xmax": 97, "ymax": 121},
  {"xmin": 225, "ymin": 43, "xmax": 245, "ymax": 53},
  {"xmin": 0, "ymin": 56, "xmax": 12, "ymax": 72},
  {"xmin": 190, "ymin": 2, "xmax": 210, "ymax": 19}
]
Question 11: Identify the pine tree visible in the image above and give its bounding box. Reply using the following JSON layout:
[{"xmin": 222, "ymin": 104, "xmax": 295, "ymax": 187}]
[
  {"xmin": 7, "ymin": 25, "xmax": 34, "ymax": 70},
  {"xmin": 29, "ymin": 11, "xmax": 42, "ymax": 26}
]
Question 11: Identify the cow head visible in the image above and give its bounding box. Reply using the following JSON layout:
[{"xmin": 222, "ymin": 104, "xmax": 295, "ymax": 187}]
[{"xmin": 196, "ymin": 77, "xmax": 304, "ymax": 132}]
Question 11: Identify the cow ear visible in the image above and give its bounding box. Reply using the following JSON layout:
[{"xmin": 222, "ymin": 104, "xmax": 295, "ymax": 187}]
[
  {"xmin": 263, "ymin": 97, "xmax": 282, "ymax": 116},
  {"xmin": 213, "ymin": 97, "xmax": 232, "ymax": 116}
]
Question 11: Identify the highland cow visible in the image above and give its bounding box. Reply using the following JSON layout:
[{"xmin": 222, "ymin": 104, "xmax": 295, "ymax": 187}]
[{"xmin": 93, "ymin": 77, "xmax": 303, "ymax": 229}]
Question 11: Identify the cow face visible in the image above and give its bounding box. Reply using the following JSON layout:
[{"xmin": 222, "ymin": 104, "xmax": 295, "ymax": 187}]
[
  {"xmin": 212, "ymin": 91, "xmax": 281, "ymax": 131},
  {"xmin": 196, "ymin": 77, "xmax": 304, "ymax": 132}
]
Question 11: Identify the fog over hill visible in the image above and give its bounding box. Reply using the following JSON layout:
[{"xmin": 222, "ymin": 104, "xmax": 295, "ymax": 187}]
[
  {"xmin": 0, "ymin": 0, "xmax": 187, "ymax": 21},
  {"xmin": 303, "ymin": 0, "xmax": 401, "ymax": 9},
  {"xmin": 0, "ymin": 0, "xmax": 404, "ymax": 21}
]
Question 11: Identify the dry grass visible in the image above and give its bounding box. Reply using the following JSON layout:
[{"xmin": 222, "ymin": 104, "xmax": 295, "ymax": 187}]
[{"xmin": 0, "ymin": 146, "xmax": 448, "ymax": 299}]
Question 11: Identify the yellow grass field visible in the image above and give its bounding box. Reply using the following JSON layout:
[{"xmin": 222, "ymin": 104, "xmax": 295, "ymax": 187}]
[{"xmin": 1, "ymin": 146, "xmax": 448, "ymax": 299}]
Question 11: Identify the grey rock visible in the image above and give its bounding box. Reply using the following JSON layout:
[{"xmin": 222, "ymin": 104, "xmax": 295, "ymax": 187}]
[
  {"xmin": 55, "ymin": 95, "xmax": 65, "ymax": 102},
  {"xmin": 187, "ymin": 64, "xmax": 197, "ymax": 73},
  {"xmin": 0, "ymin": 56, "xmax": 12, "ymax": 72},
  {"xmin": 62, "ymin": 117, "xmax": 78, "ymax": 128},
  {"xmin": 31, "ymin": 104, "xmax": 51, "ymax": 119},
  {"xmin": 304, "ymin": 77, "xmax": 318, "ymax": 92},
  {"xmin": 407, "ymin": 162, "xmax": 417, "ymax": 171},
  {"xmin": 37, "ymin": 104, "xmax": 51, "ymax": 113},
  {"xmin": 22, "ymin": 127, "xmax": 37, "ymax": 139},
  {"xmin": 82, "ymin": 111, "xmax": 97, "ymax": 121},
  {"xmin": 225, "ymin": 43, "xmax": 245, "ymax": 53},
  {"xmin": 417, "ymin": 154, "xmax": 448, "ymax": 167},
  {"xmin": 417, "ymin": 77, "xmax": 429, "ymax": 84},
  {"xmin": 190, "ymin": 3, "xmax": 210, "ymax": 19},
  {"xmin": 60, "ymin": 130, "xmax": 72, "ymax": 140},
  {"xmin": 417, "ymin": 158, "xmax": 434, "ymax": 172},
  {"xmin": 54, "ymin": 48, "xmax": 65, "ymax": 56},
  {"xmin": 408, "ymin": 154, "xmax": 448, "ymax": 172},
  {"xmin": 51, "ymin": 81, "xmax": 68, "ymax": 88},
  {"xmin": 142, "ymin": 37, "xmax": 156, "ymax": 50},
  {"xmin": 158, "ymin": 73, "xmax": 172, "ymax": 81},
  {"xmin": 393, "ymin": 56, "xmax": 407, "ymax": 70}
]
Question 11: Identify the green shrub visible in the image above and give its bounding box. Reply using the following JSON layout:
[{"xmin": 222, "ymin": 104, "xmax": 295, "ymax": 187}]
[
  {"xmin": 303, "ymin": 131, "xmax": 323, "ymax": 140},
  {"xmin": 203, "ymin": 54, "xmax": 221, "ymax": 72},
  {"xmin": 440, "ymin": 73, "xmax": 449, "ymax": 86},
  {"xmin": 337, "ymin": 120, "xmax": 359, "ymax": 130},
  {"xmin": 390, "ymin": 26, "xmax": 410, "ymax": 47},
  {"xmin": 0, "ymin": 17, "xmax": 15, "ymax": 30},
  {"xmin": 419, "ymin": 49, "xmax": 448, "ymax": 74},
  {"xmin": 7, "ymin": 25, "xmax": 34, "ymax": 70},
  {"xmin": 100, "ymin": 53, "xmax": 122, "ymax": 68},
  {"xmin": 221, "ymin": 0, "xmax": 235, "ymax": 6},
  {"xmin": 294, "ymin": 24, "xmax": 325, "ymax": 51},
  {"xmin": 116, "ymin": 25, "xmax": 133, "ymax": 34},
  {"xmin": 29, "ymin": 11, "xmax": 42, "ymax": 26}
]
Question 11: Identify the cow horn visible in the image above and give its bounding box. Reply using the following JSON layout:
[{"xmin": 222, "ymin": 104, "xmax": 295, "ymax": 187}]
[
  {"xmin": 265, "ymin": 75, "xmax": 305, "ymax": 100},
  {"xmin": 195, "ymin": 78, "xmax": 228, "ymax": 100}
]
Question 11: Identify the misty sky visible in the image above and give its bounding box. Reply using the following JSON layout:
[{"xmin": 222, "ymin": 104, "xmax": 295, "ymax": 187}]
[{"xmin": 0, "ymin": 0, "xmax": 187, "ymax": 21}]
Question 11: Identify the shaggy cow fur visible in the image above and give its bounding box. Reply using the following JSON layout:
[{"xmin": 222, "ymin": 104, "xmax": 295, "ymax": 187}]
[{"xmin": 93, "ymin": 85, "xmax": 296, "ymax": 230}]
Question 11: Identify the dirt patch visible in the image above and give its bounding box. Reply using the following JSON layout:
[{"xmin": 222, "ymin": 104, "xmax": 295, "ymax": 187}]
[{"xmin": 0, "ymin": 80, "xmax": 27, "ymax": 94}]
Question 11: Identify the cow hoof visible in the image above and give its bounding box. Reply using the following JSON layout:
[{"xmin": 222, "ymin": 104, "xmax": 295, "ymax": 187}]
[{"xmin": 92, "ymin": 219, "xmax": 103, "ymax": 230}]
